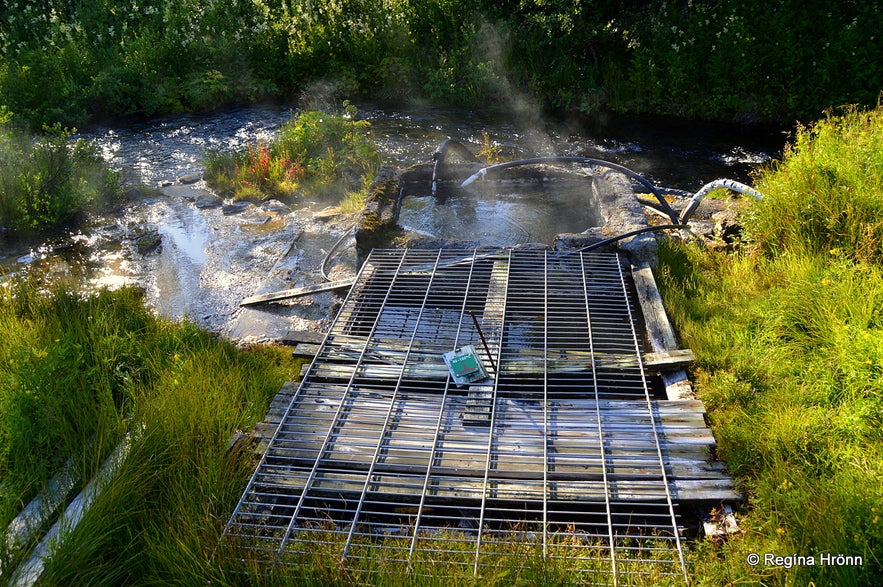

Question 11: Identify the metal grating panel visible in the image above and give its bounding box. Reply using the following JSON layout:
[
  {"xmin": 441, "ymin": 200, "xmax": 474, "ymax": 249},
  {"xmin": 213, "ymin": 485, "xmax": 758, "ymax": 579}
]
[{"xmin": 222, "ymin": 249, "xmax": 691, "ymax": 583}]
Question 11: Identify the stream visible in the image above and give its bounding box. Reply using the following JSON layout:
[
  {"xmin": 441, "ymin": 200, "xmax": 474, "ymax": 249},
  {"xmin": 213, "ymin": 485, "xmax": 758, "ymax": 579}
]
[{"xmin": 0, "ymin": 103, "xmax": 785, "ymax": 339}]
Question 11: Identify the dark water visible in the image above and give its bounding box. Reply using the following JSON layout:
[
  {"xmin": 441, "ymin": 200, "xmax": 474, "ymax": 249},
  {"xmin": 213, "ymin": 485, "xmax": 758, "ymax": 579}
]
[
  {"xmin": 81, "ymin": 102, "xmax": 785, "ymax": 189},
  {"xmin": 1, "ymin": 103, "xmax": 786, "ymax": 334}
]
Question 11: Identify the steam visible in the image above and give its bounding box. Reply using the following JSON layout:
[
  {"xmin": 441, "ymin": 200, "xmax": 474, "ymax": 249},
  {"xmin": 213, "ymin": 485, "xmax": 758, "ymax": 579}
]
[{"xmin": 471, "ymin": 20, "xmax": 558, "ymax": 158}]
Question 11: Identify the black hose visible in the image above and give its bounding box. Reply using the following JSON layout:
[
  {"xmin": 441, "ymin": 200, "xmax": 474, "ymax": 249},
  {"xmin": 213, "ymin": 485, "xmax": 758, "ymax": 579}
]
[
  {"xmin": 559, "ymin": 224, "xmax": 690, "ymax": 256},
  {"xmin": 320, "ymin": 226, "xmax": 355, "ymax": 281},
  {"xmin": 460, "ymin": 156, "xmax": 680, "ymax": 224}
]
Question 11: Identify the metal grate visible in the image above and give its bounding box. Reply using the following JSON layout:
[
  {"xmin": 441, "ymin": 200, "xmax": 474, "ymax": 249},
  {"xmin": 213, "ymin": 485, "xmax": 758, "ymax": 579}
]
[{"xmin": 222, "ymin": 248, "xmax": 692, "ymax": 583}]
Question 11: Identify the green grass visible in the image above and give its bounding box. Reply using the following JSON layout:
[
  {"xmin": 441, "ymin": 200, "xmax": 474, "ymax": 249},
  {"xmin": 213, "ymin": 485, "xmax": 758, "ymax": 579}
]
[
  {"xmin": 205, "ymin": 102, "xmax": 380, "ymax": 206},
  {"xmin": 657, "ymin": 104, "xmax": 883, "ymax": 585},
  {"xmin": 0, "ymin": 277, "xmax": 298, "ymax": 578}
]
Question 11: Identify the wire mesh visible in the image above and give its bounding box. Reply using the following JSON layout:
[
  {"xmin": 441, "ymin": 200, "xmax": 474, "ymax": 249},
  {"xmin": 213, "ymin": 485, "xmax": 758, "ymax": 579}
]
[{"xmin": 222, "ymin": 248, "xmax": 692, "ymax": 584}]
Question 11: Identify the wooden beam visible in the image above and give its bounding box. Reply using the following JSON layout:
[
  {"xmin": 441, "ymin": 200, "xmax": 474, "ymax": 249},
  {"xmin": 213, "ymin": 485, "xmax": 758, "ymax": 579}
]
[
  {"xmin": 631, "ymin": 262, "xmax": 694, "ymax": 400},
  {"xmin": 281, "ymin": 330, "xmax": 326, "ymax": 345},
  {"xmin": 464, "ymin": 259, "xmax": 508, "ymax": 426},
  {"xmin": 239, "ymin": 278, "xmax": 356, "ymax": 306}
]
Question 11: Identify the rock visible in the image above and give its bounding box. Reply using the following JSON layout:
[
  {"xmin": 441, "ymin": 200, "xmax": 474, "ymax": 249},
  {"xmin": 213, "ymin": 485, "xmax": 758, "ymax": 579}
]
[
  {"xmin": 178, "ymin": 172, "xmax": 202, "ymax": 184},
  {"xmin": 194, "ymin": 193, "xmax": 223, "ymax": 209},
  {"xmin": 355, "ymin": 166, "xmax": 402, "ymax": 265},
  {"xmin": 124, "ymin": 187, "xmax": 147, "ymax": 200},
  {"xmin": 712, "ymin": 209, "xmax": 742, "ymax": 242},
  {"xmin": 261, "ymin": 199, "xmax": 291, "ymax": 214},
  {"xmin": 135, "ymin": 232, "xmax": 162, "ymax": 255},
  {"xmin": 222, "ymin": 201, "xmax": 251, "ymax": 215},
  {"xmin": 313, "ymin": 206, "xmax": 341, "ymax": 222}
]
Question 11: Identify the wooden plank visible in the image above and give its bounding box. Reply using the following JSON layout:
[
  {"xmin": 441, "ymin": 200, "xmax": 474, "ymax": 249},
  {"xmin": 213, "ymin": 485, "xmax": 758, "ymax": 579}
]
[
  {"xmin": 239, "ymin": 278, "xmax": 356, "ymax": 306},
  {"xmin": 292, "ymin": 343, "xmax": 321, "ymax": 358},
  {"xmin": 281, "ymin": 330, "xmax": 327, "ymax": 345},
  {"xmin": 643, "ymin": 349, "xmax": 695, "ymax": 370},
  {"xmin": 464, "ymin": 259, "xmax": 507, "ymax": 426},
  {"xmin": 307, "ymin": 341, "xmax": 692, "ymax": 382},
  {"xmin": 250, "ymin": 475, "xmax": 738, "ymax": 504},
  {"xmin": 631, "ymin": 262, "xmax": 695, "ymax": 400}
]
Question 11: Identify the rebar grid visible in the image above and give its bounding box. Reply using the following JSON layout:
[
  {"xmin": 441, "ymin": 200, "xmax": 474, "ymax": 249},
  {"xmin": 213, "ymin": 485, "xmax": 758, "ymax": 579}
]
[{"xmin": 222, "ymin": 248, "xmax": 690, "ymax": 583}]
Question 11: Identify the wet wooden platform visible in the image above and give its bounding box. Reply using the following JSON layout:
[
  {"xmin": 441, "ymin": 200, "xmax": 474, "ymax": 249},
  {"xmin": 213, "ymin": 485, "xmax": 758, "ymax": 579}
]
[{"xmin": 227, "ymin": 248, "xmax": 735, "ymax": 583}]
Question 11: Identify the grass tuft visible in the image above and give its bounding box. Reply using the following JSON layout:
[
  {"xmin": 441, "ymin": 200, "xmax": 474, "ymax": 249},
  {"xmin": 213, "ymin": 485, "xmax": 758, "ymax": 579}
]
[{"xmin": 658, "ymin": 102, "xmax": 883, "ymax": 585}]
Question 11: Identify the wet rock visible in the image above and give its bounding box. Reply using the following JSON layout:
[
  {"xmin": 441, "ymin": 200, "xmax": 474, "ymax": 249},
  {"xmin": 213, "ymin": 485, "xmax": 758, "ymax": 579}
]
[
  {"xmin": 355, "ymin": 166, "xmax": 402, "ymax": 265},
  {"xmin": 313, "ymin": 206, "xmax": 341, "ymax": 222},
  {"xmin": 261, "ymin": 199, "xmax": 291, "ymax": 214},
  {"xmin": 712, "ymin": 209, "xmax": 742, "ymax": 242},
  {"xmin": 178, "ymin": 172, "xmax": 202, "ymax": 184},
  {"xmin": 222, "ymin": 201, "xmax": 251, "ymax": 215},
  {"xmin": 135, "ymin": 231, "xmax": 162, "ymax": 255},
  {"xmin": 125, "ymin": 187, "xmax": 148, "ymax": 200},
  {"xmin": 194, "ymin": 193, "xmax": 223, "ymax": 209}
]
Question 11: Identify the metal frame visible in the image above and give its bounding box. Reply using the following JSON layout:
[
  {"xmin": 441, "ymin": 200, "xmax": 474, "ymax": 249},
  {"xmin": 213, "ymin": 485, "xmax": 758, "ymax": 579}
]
[{"xmin": 221, "ymin": 248, "xmax": 691, "ymax": 583}]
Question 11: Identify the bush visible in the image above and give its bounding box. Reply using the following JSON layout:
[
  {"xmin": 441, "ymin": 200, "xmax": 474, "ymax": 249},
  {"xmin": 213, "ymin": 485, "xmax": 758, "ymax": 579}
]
[
  {"xmin": 205, "ymin": 102, "xmax": 380, "ymax": 203},
  {"xmin": 0, "ymin": 114, "xmax": 123, "ymax": 236}
]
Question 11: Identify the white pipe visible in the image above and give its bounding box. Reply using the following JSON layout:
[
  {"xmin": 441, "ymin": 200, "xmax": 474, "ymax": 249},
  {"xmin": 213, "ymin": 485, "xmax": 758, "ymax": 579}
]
[{"xmin": 679, "ymin": 178, "xmax": 765, "ymax": 223}]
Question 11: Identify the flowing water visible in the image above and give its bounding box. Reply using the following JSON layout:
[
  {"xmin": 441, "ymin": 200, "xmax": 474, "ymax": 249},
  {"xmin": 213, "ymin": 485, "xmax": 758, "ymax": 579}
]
[{"xmin": 0, "ymin": 103, "xmax": 785, "ymax": 338}]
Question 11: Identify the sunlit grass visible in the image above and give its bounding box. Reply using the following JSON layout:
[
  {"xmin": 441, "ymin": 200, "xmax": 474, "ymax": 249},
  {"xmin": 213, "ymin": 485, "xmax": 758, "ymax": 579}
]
[
  {"xmin": 0, "ymin": 277, "xmax": 297, "ymax": 579},
  {"xmin": 658, "ymin": 103, "xmax": 883, "ymax": 586}
]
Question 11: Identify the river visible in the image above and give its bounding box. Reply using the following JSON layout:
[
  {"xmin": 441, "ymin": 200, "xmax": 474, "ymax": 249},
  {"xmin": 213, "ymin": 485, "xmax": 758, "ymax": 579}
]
[{"xmin": 0, "ymin": 103, "xmax": 785, "ymax": 339}]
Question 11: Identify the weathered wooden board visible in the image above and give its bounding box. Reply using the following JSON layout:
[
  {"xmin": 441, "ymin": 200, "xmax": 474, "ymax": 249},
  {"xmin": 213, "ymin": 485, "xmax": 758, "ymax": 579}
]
[
  {"xmin": 240, "ymin": 278, "xmax": 356, "ymax": 306},
  {"xmin": 631, "ymin": 263, "xmax": 694, "ymax": 400},
  {"xmin": 251, "ymin": 471, "xmax": 738, "ymax": 503},
  {"xmin": 281, "ymin": 330, "xmax": 327, "ymax": 345}
]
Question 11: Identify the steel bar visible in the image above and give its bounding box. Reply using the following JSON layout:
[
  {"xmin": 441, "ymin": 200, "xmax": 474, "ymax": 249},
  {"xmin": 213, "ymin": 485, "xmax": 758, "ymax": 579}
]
[{"xmin": 220, "ymin": 249, "xmax": 725, "ymax": 584}]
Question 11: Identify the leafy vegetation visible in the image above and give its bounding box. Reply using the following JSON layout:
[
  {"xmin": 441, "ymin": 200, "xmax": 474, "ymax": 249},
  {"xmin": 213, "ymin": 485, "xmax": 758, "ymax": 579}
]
[
  {"xmin": 1, "ymin": 1, "xmax": 879, "ymax": 128},
  {"xmin": 204, "ymin": 102, "xmax": 380, "ymax": 205},
  {"xmin": 0, "ymin": 110, "xmax": 122, "ymax": 236},
  {"xmin": 659, "ymin": 104, "xmax": 883, "ymax": 585}
]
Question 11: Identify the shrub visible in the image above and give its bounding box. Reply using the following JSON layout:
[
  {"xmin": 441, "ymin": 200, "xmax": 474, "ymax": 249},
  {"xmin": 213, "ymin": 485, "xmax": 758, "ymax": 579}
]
[
  {"xmin": 205, "ymin": 102, "xmax": 380, "ymax": 203},
  {"xmin": 0, "ymin": 115, "xmax": 122, "ymax": 236}
]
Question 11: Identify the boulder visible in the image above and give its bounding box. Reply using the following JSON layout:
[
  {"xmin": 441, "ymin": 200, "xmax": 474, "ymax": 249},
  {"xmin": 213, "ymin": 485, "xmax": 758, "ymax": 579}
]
[
  {"xmin": 222, "ymin": 202, "xmax": 251, "ymax": 215},
  {"xmin": 178, "ymin": 172, "xmax": 202, "ymax": 184},
  {"xmin": 194, "ymin": 193, "xmax": 223, "ymax": 209}
]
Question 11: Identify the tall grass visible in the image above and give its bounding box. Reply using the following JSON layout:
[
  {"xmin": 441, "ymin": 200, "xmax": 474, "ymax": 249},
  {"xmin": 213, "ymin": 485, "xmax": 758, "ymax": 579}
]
[
  {"xmin": 657, "ymin": 104, "xmax": 883, "ymax": 585},
  {"xmin": 0, "ymin": 278, "xmax": 296, "ymax": 577}
]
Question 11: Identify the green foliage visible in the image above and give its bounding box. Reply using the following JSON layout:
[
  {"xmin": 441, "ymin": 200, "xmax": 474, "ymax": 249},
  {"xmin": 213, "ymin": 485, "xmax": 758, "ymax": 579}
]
[
  {"xmin": 623, "ymin": 1, "xmax": 883, "ymax": 121},
  {"xmin": 2, "ymin": 0, "xmax": 879, "ymax": 126},
  {"xmin": 0, "ymin": 117, "xmax": 122, "ymax": 235},
  {"xmin": 205, "ymin": 102, "xmax": 381, "ymax": 203},
  {"xmin": 748, "ymin": 104, "xmax": 883, "ymax": 263},
  {"xmin": 656, "ymin": 104, "xmax": 883, "ymax": 585},
  {"xmin": 0, "ymin": 278, "xmax": 296, "ymax": 576}
]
